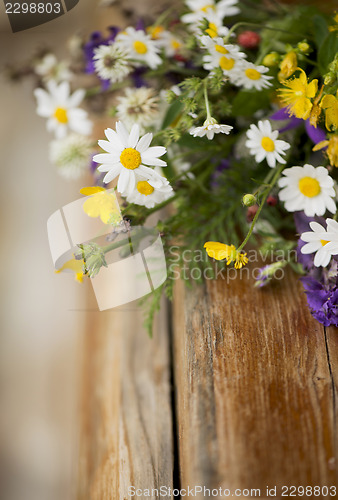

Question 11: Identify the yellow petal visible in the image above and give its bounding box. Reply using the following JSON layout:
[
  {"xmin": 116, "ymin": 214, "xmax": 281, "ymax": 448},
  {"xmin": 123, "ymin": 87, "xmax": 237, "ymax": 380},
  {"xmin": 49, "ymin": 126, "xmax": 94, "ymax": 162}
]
[
  {"xmin": 80, "ymin": 186, "xmax": 106, "ymax": 196},
  {"xmin": 312, "ymin": 140, "xmax": 329, "ymax": 151},
  {"xmin": 306, "ymin": 79, "xmax": 318, "ymax": 98},
  {"xmin": 83, "ymin": 192, "xmax": 122, "ymax": 225},
  {"xmin": 56, "ymin": 258, "xmax": 84, "ymax": 283}
]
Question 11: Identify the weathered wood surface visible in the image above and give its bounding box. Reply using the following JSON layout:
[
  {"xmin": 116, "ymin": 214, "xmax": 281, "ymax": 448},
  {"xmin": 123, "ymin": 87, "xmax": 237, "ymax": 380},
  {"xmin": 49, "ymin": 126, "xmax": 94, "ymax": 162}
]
[
  {"xmin": 77, "ymin": 296, "xmax": 173, "ymax": 499},
  {"xmin": 173, "ymin": 267, "xmax": 338, "ymax": 498}
]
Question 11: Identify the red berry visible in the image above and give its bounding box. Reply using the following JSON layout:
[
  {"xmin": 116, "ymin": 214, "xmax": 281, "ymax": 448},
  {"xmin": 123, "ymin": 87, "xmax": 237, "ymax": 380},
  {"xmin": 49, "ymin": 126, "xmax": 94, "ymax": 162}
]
[
  {"xmin": 173, "ymin": 54, "xmax": 186, "ymax": 63},
  {"xmin": 247, "ymin": 205, "xmax": 258, "ymax": 222},
  {"xmin": 238, "ymin": 31, "xmax": 261, "ymax": 49},
  {"xmin": 267, "ymin": 195, "xmax": 278, "ymax": 207}
]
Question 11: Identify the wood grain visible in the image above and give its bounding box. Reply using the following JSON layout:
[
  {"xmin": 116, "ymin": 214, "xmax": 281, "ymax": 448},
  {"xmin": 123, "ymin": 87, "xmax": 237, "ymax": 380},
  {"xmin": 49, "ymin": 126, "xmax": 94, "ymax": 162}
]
[
  {"xmin": 77, "ymin": 297, "xmax": 173, "ymax": 499},
  {"xmin": 173, "ymin": 266, "xmax": 338, "ymax": 497}
]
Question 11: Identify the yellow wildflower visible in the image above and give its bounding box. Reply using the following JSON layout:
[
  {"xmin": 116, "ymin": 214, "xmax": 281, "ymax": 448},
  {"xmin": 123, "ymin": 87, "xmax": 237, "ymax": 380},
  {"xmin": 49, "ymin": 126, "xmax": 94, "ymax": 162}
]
[
  {"xmin": 56, "ymin": 258, "xmax": 84, "ymax": 283},
  {"xmin": 329, "ymin": 12, "xmax": 338, "ymax": 32},
  {"xmin": 309, "ymin": 84, "xmax": 324, "ymax": 128},
  {"xmin": 278, "ymin": 68, "xmax": 318, "ymax": 120},
  {"xmin": 204, "ymin": 242, "xmax": 248, "ymax": 269},
  {"xmin": 313, "ymin": 135, "xmax": 338, "ymax": 168},
  {"xmin": 278, "ymin": 51, "xmax": 297, "ymax": 81},
  {"xmin": 320, "ymin": 92, "xmax": 338, "ymax": 131},
  {"xmin": 80, "ymin": 186, "xmax": 122, "ymax": 225}
]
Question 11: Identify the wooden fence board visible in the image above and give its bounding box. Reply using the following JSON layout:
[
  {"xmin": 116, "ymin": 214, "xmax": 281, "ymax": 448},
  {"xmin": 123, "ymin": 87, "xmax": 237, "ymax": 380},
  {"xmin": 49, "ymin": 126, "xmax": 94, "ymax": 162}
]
[{"xmin": 173, "ymin": 268, "xmax": 338, "ymax": 497}]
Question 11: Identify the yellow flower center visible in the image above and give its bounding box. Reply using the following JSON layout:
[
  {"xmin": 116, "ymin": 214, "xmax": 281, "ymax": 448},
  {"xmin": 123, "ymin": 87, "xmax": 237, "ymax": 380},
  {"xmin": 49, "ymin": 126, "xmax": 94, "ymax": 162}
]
[
  {"xmin": 321, "ymin": 240, "xmax": 330, "ymax": 246},
  {"xmin": 133, "ymin": 40, "xmax": 148, "ymax": 54},
  {"xmin": 54, "ymin": 107, "xmax": 68, "ymax": 124},
  {"xmin": 206, "ymin": 22, "xmax": 218, "ymax": 38},
  {"xmin": 120, "ymin": 148, "xmax": 141, "ymax": 170},
  {"xmin": 137, "ymin": 181, "xmax": 154, "ymax": 195},
  {"xmin": 148, "ymin": 25, "xmax": 164, "ymax": 39},
  {"xmin": 215, "ymin": 44, "xmax": 228, "ymax": 54},
  {"xmin": 219, "ymin": 56, "xmax": 235, "ymax": 71},
  {"xmin": 298, "ymin": 176, "xmax": 321, "ymax": 197},
  {"xmin": 245, "ymin": 68, "xmax": 261, "ymax": 80},
  {"xmin": 200, "ymin": 4, "xmax": 214, "ymax": 12},
  {"xmin": 171, "ymin": 39, "xmax": 181, "ymax": 50},
  {"xmin": 261, "ymin": 136, "xmax": 275, "ymax": 152}
]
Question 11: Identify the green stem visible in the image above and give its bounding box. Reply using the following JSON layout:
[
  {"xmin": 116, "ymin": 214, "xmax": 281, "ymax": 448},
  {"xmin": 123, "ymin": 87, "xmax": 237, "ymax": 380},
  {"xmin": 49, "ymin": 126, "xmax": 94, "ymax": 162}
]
[
  {"xmin": 203, "ymin": 81, "xmax": 212, "ymax": 121},
  {"xmin": 237, "ymin": 164, "xmax": 284, "ymax": 251}
]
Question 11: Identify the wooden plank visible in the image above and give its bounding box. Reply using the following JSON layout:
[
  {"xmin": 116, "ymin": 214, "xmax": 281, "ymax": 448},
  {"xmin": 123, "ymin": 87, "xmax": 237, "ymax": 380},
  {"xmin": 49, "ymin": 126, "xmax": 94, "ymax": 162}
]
[
  {"xmin": 77, "ymin": 297, "xmax": 173, "ymax": 499},
  {"xmin": 173, "ymin": 267, "xmax": 338, "ymax": 497}
]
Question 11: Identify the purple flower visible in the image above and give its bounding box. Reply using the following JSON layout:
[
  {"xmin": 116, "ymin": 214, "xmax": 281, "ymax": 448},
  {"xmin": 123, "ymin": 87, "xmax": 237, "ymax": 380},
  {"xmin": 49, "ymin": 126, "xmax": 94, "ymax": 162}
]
[
  {"xmin": 210, "ymin": 159, "xmax": 231, "ymax": 189},
  {"xmin": 83, "ymin": 27, "xmax": 119, "ymax": 88},
  {"xmin": 270, "ymin": 107, "xmax": 326, "ymax": 144},
  {"xmin": 301, "ymin": 276, "xmax": 338, "ymax": 326}
]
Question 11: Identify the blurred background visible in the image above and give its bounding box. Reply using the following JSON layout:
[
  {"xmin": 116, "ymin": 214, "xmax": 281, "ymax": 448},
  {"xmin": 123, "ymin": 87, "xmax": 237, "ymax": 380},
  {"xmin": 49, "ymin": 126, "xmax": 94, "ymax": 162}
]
[{"xmin": 0, "ymin": 2, "xmax": 126, "ymax": 499}]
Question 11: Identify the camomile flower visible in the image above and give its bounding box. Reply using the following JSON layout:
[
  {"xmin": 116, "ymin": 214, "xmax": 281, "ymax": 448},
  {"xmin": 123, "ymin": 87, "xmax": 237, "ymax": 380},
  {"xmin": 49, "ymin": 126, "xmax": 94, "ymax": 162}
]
[
  {"xmin": 93, "ymin": 121, "xmax": 167, "ymax": 194},
  {"xmin": 93, "ymin": 42, "xmax": 131, "ymax": 83},
  {"xmin": 232, "ymin": 62, "xmax": 273, "ymax": 90},
  {"xmin": 202, "ymin": 15, "xmax": 232, "ymax": 38},
  {"xmin": 126, "ymin": 173, "xmax": 173, "ymax": 208},
  {"xmin": 245, "ymin": 120, "xmax": 290, "ymax": 168},
  {"xmin": 116, "ymin": 87, "xmax": 160, "ymax": 133},
  {"xmin": 116, "ymin": 27, "xmax": 162, "ymax": 69},
  {"xmin": 34, "ymin": 80, "xmax": 92, "ymax": 139},
  {"xmin": 300, "ymin": 219, "xmax": 338, "ymax": 267},
  {"xmin": 49, "ymin": 133, "xmax": 93, "ymax": 179},
  {"xmin": 190, "ymin": 117, "xmax": 233, "ymax": 140},
  {"xmin": 278, "ymin": 164, "xmax": 336, "ymax": 216},
  {"xmin": 201, "ymin": 36, "xmax": 245, "ymax": 77},
  {"xmin": 182, "ymin": 0, "xmax": 240, "ymax": 26},
  {"xmin": 34, "ymin": 53, "xmax": 71, "ymax": 83}
]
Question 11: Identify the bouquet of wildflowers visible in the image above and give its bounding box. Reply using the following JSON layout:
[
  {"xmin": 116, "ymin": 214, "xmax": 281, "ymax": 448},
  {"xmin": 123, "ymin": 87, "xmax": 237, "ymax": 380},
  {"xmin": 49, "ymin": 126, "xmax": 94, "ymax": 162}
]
[{"xmin": 9, "ymin": 0, "xmax": 338, "ymax": 332}]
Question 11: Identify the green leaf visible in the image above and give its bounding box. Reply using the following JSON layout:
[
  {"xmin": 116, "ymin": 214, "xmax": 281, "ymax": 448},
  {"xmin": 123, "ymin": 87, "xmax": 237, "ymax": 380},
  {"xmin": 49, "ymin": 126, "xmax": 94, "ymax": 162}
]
[
  {"xmin": 231, "ymin": 90, "xmax": 271, "ymax": 117},
  {"xmin": 312, "ymin": 14, "xmax": 329, "ymax": 49},
  {"xmin": 162, "ymin": 100, "xmax": 184, "ymax": 129},
  {"xmin": 318, "ymin": 32, "xmax": 338, "ymax": 74}
]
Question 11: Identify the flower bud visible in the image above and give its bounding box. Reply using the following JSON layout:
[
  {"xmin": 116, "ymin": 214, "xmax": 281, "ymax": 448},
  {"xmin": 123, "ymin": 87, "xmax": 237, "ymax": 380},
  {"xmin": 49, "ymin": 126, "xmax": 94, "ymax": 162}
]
[
  {"xmin": 242, "ymin": 193, "xmax": 257, "ymax": 206},
  {"xmin": 324, "ymin": 72, "xmax": 336, "ymax": 86},
  {"xmin": 267, "ymin": 195, "xmax": 278, "ymax": 206},
  {"xmin": 262, "ymin": 52, "xmax": 280, "ymax": 67},
  {"xmin": 246, "ymin": 204, "xmax": 258, "ymax": 222},
  {"xmin": 279, "ymin": 51, "xmax": 297, "ymax": 80},
  {"xmin": 237, "ymin": 31, "xmax": 261, "ymax": 49},
  {"xmin": 297, "ymin": 41, "xmax": 311, "ymax": 54}
]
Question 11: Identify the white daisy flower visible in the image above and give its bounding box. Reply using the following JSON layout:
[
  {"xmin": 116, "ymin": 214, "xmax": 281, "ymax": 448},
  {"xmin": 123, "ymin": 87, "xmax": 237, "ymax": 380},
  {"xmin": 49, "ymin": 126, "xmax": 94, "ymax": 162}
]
[
  {"xmin": 34, "ymin": 80, "xmax": 92, "ymax": 139},
  {"xmin": 34, "ymin": 54, "xmax": 71, "ymax": 83},
  {"xmin": 301, "ymin": 219, "xmax": 338, "ymax": 267},
  {"xmin": 182, "ymin": 0, "xmax": 240, "ymax": 26},
  {"xmin": 232, "ymin": 62, "xmax": 273, "ymax": 90},
  {"xmin": 190, "ymin": 117, "xmax": 233, "ymax": 140},
  {"xmin": 116, "ymin": 87, "xmax": 160, "ymax": 133},
  {"xmin": 278, "ymin": 164, "xmax": 336, "ymax": 217},
  {"xmin": 202, "ymin": 15, "xmax": 232, "ymax": 38},
  {"xmin": 116, "ymin": 27, "xmax": 162, "ymax": 69},
  {"xmin": 93, "ymin": 42, "xmax": 131, "ymax": 84},
  {"xmin": 126, "ymin": 173, "xmax": 173, "ymax": 208},
  {"xmin": 201, "ymin": 36, "xmax": 245, "ymax": 78},
  {"xmin": 49, "ymin": 133, "xmax": 93, "ymax": 180},
  {"xmin": 147, "ymin": 27, "xmax": 183, "ymax": 58},
  {"xmin": 93, "ymin": 121, "xmax": 167, "ymax": 194},
  {"xmin": 245, "ymin": 120, "xmax": 290, "ymax": 168}
]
